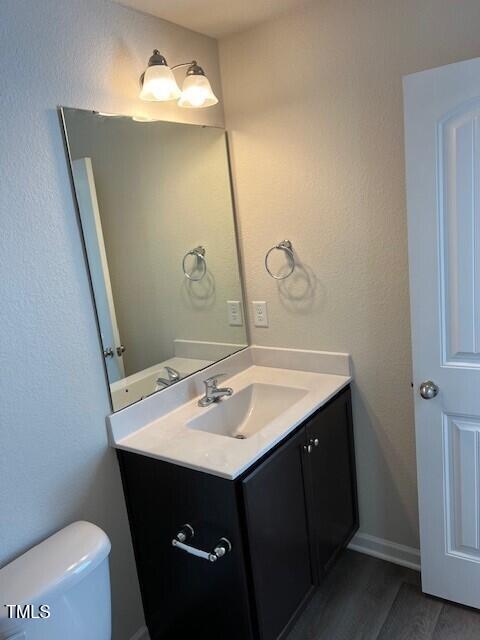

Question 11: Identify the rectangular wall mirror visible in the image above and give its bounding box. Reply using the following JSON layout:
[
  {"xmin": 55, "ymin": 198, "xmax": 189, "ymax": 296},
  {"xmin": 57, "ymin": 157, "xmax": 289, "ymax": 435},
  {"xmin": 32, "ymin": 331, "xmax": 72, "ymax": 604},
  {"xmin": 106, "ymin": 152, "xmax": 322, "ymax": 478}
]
[{"xmin": 61, "ymin": 108, "xmax": 247, "ymax": 411}]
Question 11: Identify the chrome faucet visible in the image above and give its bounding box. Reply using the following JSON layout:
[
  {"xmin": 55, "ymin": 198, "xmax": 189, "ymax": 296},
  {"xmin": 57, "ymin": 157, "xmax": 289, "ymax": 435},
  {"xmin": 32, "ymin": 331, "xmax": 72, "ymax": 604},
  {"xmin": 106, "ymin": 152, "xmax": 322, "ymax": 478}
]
[
  {"xmin": 198, "ymin": 374, "xmax": 233, "ymax": 407},
  {"xmin": 156, "ymin": 366, "xmax": 181, "ymax": 388}
]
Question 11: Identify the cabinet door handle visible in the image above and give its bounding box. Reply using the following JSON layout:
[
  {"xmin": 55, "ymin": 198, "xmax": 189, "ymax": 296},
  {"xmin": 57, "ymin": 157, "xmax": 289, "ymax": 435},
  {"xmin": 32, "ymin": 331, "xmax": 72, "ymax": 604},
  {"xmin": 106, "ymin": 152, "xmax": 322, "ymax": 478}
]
[
  {"xmin": 304, "ymin": 439, "xmax": 319, "ymax": 453},
  {"xmin": 172, "ymin": 524, "xmax": 232, "ymax": 562}
]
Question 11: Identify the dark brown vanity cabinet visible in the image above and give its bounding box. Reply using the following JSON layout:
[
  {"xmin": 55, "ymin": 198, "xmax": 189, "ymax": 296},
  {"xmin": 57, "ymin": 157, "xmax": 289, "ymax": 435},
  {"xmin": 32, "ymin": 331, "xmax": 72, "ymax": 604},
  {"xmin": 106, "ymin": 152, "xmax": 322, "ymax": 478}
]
[{"xmin": 118, "ymin": 386, "xmax": 358, "ymax": 640}]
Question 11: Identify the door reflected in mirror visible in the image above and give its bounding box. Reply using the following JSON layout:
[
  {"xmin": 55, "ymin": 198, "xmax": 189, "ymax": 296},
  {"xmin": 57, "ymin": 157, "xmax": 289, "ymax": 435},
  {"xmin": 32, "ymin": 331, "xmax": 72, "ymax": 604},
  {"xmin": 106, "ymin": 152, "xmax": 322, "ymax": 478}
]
[{"xmin": 61, "ymin": 108, "xmax": 247, "ymax": 411}]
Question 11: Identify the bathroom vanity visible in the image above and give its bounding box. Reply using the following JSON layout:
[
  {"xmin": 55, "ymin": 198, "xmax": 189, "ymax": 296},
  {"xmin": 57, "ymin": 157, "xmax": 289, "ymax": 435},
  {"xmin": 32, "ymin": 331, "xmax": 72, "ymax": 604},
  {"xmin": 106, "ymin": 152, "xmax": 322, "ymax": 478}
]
[
  {"xmin": 111, "ymin": 347, "xmax": 358, "ymax": 640},
  {"xmin": 61, "ymin": 107, "xmax": 359, "ymax": 639}
]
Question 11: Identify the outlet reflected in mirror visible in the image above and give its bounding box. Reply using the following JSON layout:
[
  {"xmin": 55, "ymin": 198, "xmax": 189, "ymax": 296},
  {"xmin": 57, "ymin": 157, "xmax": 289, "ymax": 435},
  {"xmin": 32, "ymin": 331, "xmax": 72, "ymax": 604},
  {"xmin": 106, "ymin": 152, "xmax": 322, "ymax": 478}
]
[{"xmin": 61, "ymin": 108, "xmax": 247, "ymax": 411}]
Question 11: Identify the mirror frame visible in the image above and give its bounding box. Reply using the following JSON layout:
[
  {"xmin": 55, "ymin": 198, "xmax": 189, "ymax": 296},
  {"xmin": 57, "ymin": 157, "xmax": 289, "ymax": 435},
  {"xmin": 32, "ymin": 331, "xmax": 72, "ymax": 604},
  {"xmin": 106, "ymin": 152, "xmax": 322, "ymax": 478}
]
[{"xmin": 58, "ymin": 106, "xmax": 249, "ymax": 413}]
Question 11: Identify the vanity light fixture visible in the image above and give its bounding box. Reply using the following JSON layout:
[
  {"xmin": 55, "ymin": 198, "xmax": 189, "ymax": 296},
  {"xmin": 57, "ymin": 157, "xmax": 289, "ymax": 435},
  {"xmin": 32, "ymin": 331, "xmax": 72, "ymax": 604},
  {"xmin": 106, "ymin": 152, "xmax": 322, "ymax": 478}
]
[{"xmin": 139, "ymin": 50, "xmax": 218, "ymax": 108}]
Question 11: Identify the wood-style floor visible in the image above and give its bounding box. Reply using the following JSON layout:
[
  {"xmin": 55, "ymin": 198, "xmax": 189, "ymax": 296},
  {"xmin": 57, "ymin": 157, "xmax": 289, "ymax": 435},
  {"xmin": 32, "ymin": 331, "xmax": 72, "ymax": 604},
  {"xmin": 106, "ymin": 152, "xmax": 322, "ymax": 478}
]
[{"xmin": 286, "ymin": 551, "xmax": 480, "ymax": 640}]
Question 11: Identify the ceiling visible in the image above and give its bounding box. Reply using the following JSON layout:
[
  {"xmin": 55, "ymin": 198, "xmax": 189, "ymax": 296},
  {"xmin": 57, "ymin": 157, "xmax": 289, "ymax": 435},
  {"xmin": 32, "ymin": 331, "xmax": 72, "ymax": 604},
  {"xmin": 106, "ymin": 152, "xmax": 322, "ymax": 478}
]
[{"xmin": 116, "ymin": 0, "xmax": 310, "ymax": 38}]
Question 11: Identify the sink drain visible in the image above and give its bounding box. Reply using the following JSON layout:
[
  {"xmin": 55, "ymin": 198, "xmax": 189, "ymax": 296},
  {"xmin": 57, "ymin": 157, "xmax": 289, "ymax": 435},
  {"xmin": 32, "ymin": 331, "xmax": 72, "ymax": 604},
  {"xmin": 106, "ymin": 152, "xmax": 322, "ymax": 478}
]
[{"xmin": 234, "ymin": 434, "xmax": 246, "ymax": 440}]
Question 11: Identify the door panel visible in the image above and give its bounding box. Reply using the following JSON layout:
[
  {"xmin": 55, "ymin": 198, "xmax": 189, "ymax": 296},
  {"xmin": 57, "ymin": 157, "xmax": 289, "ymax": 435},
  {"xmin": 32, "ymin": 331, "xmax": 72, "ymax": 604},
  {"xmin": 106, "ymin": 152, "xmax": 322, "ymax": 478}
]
[
  {"xmin": 440, "ymin": 104, "xmax": 480, "ymax": 366},
  {"xmin": 305, "ymin": 388, "xmax": 358, "ymax": 578},
  {"xmin": 404, "ymin": 56, "xmax": 480, "ymax": 608},
  {"xmin": 444, "ymin": 415, "xmax": 480, "ymax": 559},
  {"xmin": 242, "ymin": 429, "xmax": 314, "ymax": 640}
]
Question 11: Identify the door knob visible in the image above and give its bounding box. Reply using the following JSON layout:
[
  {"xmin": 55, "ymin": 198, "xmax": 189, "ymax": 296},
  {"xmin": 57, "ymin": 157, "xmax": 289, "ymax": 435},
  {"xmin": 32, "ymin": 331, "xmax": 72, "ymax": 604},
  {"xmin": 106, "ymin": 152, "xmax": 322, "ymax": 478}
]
[
  {"xmin": 103, "ymin": 346, "xmax": 114, "ymax": 358},
  {"xmin": 419, "ymin": 380, "xmax": 439, "ymax": 399},
  {"xmin": 116, "ymin": 344, "xmax": 126, "ymax": 356}
]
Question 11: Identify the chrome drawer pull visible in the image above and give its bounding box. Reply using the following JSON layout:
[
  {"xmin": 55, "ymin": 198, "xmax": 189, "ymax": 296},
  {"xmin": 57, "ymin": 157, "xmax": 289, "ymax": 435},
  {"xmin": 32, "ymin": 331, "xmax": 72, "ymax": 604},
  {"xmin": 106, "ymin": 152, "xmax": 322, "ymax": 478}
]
[{"xmin": 172, "ymin": 524, "xmax": 232, "ymax": 562}]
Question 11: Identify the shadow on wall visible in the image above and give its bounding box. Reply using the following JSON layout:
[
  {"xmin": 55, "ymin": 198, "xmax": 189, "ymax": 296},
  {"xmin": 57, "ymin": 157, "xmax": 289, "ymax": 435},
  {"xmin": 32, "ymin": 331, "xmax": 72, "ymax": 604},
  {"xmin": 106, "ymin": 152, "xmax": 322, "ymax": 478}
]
[
  {"xmin": 181, "ymin": 270, "xmax": 216, "ymax": 309},
  {"xmin": 277, "ymin": 259, "xmax": 325, "ymax": 314},
  {"xmin": 269, "ymin": 246, "xmax": 326, "ymax": 314}
]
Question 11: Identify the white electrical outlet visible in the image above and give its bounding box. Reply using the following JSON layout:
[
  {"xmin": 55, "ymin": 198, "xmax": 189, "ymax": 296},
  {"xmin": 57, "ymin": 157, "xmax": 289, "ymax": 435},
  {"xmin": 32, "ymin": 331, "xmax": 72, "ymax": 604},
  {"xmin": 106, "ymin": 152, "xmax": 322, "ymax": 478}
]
[
  {"xmin": 227, "ymin": 300, "xmax": 243, "ymax": 326},
  {"xmin": 252, "ymin": 301, "xmax": 269, "ymax": 327}
]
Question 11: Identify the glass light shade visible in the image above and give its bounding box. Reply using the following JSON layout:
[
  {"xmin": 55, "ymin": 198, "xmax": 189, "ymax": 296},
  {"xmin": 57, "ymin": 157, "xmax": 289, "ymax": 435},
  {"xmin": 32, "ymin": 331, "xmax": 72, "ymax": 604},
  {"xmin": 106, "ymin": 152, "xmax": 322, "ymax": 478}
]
[
  {"xmin": 140, "ymin": 65, "xmax": 181, "ymax": 101},
  {"xmin": 178, "ymin": 75, "xmax": 218, "ymax": 108}
]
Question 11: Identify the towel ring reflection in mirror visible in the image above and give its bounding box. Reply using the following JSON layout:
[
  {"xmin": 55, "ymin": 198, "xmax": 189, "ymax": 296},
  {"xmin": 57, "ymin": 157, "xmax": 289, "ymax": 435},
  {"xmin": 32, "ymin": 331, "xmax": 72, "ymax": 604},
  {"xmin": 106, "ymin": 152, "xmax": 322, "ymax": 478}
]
[
  {"xmin": 265, "ymin": 240, "xmax": 295, "ymax": 280},
  {"xmin": 183, "ymin": 246, "xmax": 207, "ymax": 281}
]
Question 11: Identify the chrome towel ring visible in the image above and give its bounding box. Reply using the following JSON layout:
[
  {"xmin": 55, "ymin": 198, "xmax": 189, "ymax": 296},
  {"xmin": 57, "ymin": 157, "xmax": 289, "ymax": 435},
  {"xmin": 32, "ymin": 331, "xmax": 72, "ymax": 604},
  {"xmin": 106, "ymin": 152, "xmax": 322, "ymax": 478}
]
[
  {"xmin": 182, "ymin": 246, "xmax": 207, "ymax": 281},
  {"xmin": 265, "ymin": 240, "xmax": 295, "ymax": 280}
]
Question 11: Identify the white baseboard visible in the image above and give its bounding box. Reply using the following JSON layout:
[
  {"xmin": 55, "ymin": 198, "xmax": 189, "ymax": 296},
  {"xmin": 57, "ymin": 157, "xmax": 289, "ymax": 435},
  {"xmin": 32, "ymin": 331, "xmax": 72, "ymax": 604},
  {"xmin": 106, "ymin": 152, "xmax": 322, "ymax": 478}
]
[
  {"xmin": 130, "ymin": 626, "xmax": 150, "ymax": 640},
  {"xmin": 348, "ymin": 532, "xmax": 421, "ymax": 572}
]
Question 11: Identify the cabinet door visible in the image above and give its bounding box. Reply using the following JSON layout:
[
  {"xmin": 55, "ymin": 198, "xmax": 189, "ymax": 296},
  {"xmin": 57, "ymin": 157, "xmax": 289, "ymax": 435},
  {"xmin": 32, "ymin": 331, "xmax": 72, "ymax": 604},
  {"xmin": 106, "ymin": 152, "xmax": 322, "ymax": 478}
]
[
  {"xmin": 242, "ymin": 429, "xmax": 314, "ymax": 640},
  {"xmin": 118, "ymin": 451, "xmax": 254, "ymax": 640},
  {"xmin": 305, "ymin": 386, "xmax": 358, "ymax": 579}
]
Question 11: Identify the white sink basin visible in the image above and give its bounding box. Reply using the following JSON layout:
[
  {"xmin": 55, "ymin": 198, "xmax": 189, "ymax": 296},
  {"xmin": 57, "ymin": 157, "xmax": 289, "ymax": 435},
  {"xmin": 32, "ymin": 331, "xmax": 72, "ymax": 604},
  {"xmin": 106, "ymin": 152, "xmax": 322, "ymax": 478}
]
[
  {"xmin": 186, "ymin": 383, "xmax": 309, "ymax": 439},
  {"xmin": 109, "ymin": 353, "xmax": 352, "ymax": 479}
]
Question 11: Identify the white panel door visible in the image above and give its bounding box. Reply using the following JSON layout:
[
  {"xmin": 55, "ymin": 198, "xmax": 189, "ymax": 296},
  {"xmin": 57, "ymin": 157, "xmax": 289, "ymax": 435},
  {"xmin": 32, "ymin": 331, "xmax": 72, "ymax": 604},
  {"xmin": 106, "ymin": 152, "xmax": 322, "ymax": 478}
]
[
  {"xmin": 72, "ymin": 158, "xmax": 125, "ymax": 383},
  {"xmin": 404, "ymin": 57, "xmax": 480, "ymax": 608}
]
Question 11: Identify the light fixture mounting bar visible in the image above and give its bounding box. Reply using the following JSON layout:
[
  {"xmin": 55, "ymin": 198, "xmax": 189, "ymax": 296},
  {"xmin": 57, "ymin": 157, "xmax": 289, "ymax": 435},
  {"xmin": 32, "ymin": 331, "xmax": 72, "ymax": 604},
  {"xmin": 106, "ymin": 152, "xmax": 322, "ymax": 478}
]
[{"xmin": 170, "ymin": 61, "xmax": 197, "ymax": 71}]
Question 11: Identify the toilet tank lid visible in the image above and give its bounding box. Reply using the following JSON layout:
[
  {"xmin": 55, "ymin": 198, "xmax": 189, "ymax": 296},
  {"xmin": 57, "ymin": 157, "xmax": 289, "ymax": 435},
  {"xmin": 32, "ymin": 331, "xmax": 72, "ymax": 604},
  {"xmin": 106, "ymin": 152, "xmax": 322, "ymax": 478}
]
[{"xmin": 0, "ymin": 521, "xmax": 111, "ymax": 618}]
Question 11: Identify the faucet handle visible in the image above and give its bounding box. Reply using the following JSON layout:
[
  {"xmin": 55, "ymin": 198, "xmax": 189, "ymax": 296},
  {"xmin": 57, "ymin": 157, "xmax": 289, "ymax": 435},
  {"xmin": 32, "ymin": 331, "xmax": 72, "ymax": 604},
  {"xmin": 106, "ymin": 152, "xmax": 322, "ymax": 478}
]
[
  {"xmin": 165, "ymin": 366, "xmax": 180, "ymax": 381},
  {"xmin": 203, "ymin": 373, "xmax": 227, "ymax": 388}
]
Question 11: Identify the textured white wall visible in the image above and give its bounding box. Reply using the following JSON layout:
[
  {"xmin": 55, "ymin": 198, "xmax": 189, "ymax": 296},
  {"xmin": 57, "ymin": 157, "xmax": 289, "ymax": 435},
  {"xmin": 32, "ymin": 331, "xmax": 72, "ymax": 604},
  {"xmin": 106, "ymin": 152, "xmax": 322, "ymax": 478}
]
[
  {"xmin": 65, "ymin": 113, "xmax": 245, "ymax": 377},
  {"xmin": 0, "ymin": 1, "xmax": 223, "ymax": 638},
  {"xmin": 219, "ymin": 0, "xmax": 480, "ymax": 549}
]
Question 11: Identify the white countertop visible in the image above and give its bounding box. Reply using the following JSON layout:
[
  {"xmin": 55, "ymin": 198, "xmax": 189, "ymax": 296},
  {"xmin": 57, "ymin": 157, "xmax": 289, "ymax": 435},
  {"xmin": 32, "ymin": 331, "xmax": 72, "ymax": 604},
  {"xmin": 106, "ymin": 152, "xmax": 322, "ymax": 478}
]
[{"xmin": 112, "ymin": 362, "xmax": 351, "ymax": 479}]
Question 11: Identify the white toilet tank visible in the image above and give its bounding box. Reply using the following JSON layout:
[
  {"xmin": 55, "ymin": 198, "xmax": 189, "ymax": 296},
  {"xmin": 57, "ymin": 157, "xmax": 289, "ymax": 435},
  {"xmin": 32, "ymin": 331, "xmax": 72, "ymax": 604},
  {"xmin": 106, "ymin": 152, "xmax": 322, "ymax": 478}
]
[{"xmin": 0, "ymin": 521, "xmax": 111, "ymax": 640}]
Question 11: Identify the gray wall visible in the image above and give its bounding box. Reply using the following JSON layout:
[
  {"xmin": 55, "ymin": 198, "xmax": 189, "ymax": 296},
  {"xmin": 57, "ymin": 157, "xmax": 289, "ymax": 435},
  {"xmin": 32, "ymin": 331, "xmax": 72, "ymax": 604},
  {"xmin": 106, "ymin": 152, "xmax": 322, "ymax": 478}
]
[
  {"xmin": 0, "ymin": 1, "xmax": 224, "ymax": 638},
  {"xmin": 219, "ymin": 0, "xmax": 480, "ymax": 550},
  {"xmin": 65, "ymin": 113, "xmax": 245, "ymax": 377}
]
